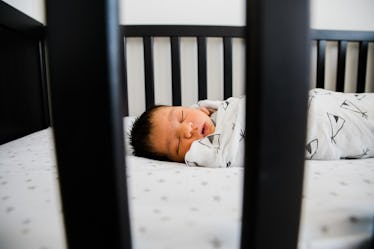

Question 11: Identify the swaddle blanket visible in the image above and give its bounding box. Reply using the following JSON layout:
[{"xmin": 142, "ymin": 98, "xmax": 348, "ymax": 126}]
[
  {"xmin": 185, "ymin": 89, "xmax": 374, "ymax": 167},
  {"xmin": 306, "ymin": 88, "xmax": 374, "ymax": 159},
  {"xmin": 185, "ymin": 96, "xmax": 246, "ymax": 167}
]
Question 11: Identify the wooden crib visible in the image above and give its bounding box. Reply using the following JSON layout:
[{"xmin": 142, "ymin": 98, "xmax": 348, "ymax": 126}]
[{"xmin": 1, "ymin": 0, "xmax": 373, "ymax": 248}]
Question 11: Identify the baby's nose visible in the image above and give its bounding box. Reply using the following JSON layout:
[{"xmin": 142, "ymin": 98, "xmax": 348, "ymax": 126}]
[{"xmin": 181, "ymin": 122, "xmax": 193, "ymax": 138}]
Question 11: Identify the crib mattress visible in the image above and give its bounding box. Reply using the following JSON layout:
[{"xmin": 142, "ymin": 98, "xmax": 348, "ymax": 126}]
[{"xmin": 0, "ymin": 128, "xmax": 373, "ymax": 249}]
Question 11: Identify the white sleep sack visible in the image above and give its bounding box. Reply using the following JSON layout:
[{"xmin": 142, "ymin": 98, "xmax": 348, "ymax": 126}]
[
  {"xmin": 185, "ymin": 96, "xmax": 246, "ymax": 167},
  {"xmin": 306, "ymin": 88, "xmax": 374, "ymax": 159}
]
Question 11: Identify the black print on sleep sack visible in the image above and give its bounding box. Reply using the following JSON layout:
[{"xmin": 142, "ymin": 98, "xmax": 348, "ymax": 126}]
[
  {"xmin": 308, "ymin": 90, "xmax": 332, "ymax": 109},
  {"xmin": 306, "ymin": 138, "xmax": 318, "ymax": 159},
  {"xmin": 239, "ymin": 129, "xmax": 246, "ymax": 142},
  {"xmin": 185, "ymin": 160, "xmax": 201, "ymax": 167},
  {"xmin": 222, "ymin": 100, "xmax": 231, "ymax": 110},
  {"xmin": 354, "ymin": 94, "xmax": 366, "ymax": 101},
  {"xmin": 199, "ymin": 134, "xmax": 221, "ymax": 153},
  {"xmin": 308, "ymin": 96, "xmax": 314, "ymax": 110},
  {"xmin": 327, "ymin": 113, "xmax": 345, "ymax": 144},
  {"xmin": 341, "ymin": 148, "xmax": 370, "ymax": 159},
  {"xmin": 340, "ymin": 100, "xmax": 368, "ymax": 119}
]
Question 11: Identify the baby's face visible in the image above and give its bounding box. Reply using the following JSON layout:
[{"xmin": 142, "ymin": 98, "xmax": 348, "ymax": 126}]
[{"xmin": 149, "ymin": 106, "xmax": 215, "ymax": 162}]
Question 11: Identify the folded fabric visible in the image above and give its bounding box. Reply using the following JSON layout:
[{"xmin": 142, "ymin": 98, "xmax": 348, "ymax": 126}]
[
  {"xmin": 185, "ymin": 89, "xmax": 374, "ymax": 167},
  {"xmin": 306, "ymin": 88, "xmax": 374, "ymax": 159},
  {"xmin": 185, "ymin": 96, "xmax": 246, "ymax": 167}
]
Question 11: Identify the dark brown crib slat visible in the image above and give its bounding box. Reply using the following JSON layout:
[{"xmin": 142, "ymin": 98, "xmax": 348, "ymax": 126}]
[
  {"xmin": 336, "ymin": 40, "xmax": 347, "ymax": 92},
  {"xmin": 143, "ymin": 36, "xmax": 155, "ymax": 108},
  {"xmin": 224, "ymin": 37, "xmax": 233, "ymax": 99},
  {"xmin": 121, "ymin": 37, "xmax": 129, "ymax": 116},
  {"xmin": 171, "ymin": 36, "xmax": 182, "ymax": 106},
  {"xmin": 356, "ymin": 41, "xmax": 368, "ymax": 93},
  {"xmin": 198, "ymin": 36, "xmax": 207, "ymax": 100},
  {"xmin": 316, "ymin": 40, "xmax": 326, "ymax": 88},
  {"xmin": 38, "ymin": 40, "xmax": 51, "ymax": 126}
]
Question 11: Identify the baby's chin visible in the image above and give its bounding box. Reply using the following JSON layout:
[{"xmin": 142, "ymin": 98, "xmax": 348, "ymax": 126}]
[
  {"xmin": 210, "ymin": 124, "xmax": 216, "ymax": 135},
  {"xmin": 206, "ymin": 122, "xmax": 215, "ymax": 136}
]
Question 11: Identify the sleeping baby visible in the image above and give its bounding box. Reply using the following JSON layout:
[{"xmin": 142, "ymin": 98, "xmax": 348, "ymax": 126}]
[
  {"xmin": 130, "ymin": 89, "xmax": 374, "ymax": 167},
  {"xmin": 129, "ymin": 103, "xmax": 217, "ymax": 163}
]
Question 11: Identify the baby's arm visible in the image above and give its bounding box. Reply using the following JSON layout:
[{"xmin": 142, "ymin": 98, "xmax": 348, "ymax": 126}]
[
  {"xmin": 199, "ymin": 106, "xmax": 216, "ymax": 116},
  {"xmin": 192, "ymin": 99, "xmax": 222, "ymax": 116}
]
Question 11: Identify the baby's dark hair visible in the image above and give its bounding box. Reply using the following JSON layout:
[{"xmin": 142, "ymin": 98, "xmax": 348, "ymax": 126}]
[{"xmin": 130, "ymin": 105, "xmax": 169, "ymax": 161}]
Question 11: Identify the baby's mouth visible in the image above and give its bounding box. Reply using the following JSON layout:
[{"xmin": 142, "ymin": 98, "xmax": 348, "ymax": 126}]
[{"xmin": 201, "ymin": 123, "xmax": 210, "ymax": 137}]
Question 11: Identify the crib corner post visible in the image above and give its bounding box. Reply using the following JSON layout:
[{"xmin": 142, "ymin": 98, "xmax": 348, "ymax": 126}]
[
  {"xmin": 46, "ymin": 0, "xmax": 132, "ymax": 248},
  {"xmin": 242, "ymin": 0, "xmax": 310, "ymax": 248}
]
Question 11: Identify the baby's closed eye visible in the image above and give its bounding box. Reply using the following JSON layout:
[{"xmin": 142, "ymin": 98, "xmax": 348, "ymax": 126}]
[{"xmin": 180, "ymin": 110, "xmax": 184, "ymax": 122}]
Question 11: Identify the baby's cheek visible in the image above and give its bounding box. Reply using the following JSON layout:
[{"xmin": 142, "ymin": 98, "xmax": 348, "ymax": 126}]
[
  {"xmin": 184, "ymin": 140, "xmax": 196, "ymax": 155},
  {"xmin": 207, "ymin": 122, "xmax": 215, "ymax": 135}
]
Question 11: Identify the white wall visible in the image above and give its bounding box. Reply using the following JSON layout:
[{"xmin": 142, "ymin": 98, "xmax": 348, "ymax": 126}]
[
  {"xmin": 119, "ymin": 0, "xmax": 245, "ymax": 25},
  {"xmin": 311, "ymin": 0, "xmax": 374, "ymax": 31},
  {"xmin": 120, "ymin": 0, "xmax": 374, "ymax": 31},
  {"xmin": 4, "ymin": 0, "xmax": 374, "ymax": 33},
  {"xmin": 2, "ymin": 0, "xmax": 45, "ymax": 24},
  {"xmin": 4, "ymin": 0, "xmax": 374, "ymax": 31},
  {"xmin": 309, "ymin": 0, "xmax": 374, "ymax": 93},
  {"xmin": 4, "ymin": 0, "xmax": 374, "ymax": 114},
  {"xmin": 119, "ymin": 0, "xmax": 248, "ymax": 115}
]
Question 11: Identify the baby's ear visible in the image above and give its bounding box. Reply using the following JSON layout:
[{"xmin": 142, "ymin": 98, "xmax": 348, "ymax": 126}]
[{"xmin": 199, "ymin": 107, "xmax": 215, "ymax": 116}]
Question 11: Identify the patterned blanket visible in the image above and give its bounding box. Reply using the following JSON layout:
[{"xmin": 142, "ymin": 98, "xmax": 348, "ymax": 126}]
[
  {"xmin": 185, "ymin": 89, "xmax": 374, "ymax": 167},
  {"xmin": 185, "ymin": 96, "xmax": 246, "ymax": 167},
  {"xmin": 306, "ymin": 88, "xmax": 374, "ymax": 159}
]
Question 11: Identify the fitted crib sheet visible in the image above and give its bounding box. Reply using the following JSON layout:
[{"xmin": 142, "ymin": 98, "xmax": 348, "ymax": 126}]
[{"xmin": 1, "ymin": 128, "xmax": 373, "ymax": 249}]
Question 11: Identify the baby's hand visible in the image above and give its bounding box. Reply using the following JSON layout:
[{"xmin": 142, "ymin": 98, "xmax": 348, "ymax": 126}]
[
  {"xmin": 206, "ymin": 107, "xmax": 217, "ymax": 116},
  {"xmin": 199, "ymin": 107, "xmax": 217, "ymax": 116}
]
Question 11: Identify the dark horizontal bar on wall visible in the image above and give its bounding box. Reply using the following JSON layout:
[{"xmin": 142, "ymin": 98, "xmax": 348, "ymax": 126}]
[
  {"xmin": 121, "ymin": 25, "xmax": 246, "ymax": 38},
  {"xmin": 311, "ymin": 29, "xmax": 374, "ymax": 41}
]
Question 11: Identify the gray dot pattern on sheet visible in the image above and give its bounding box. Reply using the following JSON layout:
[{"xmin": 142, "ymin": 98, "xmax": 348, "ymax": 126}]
[
  {"xmin": 2, "ymin": 127, "xmax": 374, "ymax": 249},
  {"xmin": 299, "ymin": 159, "xmax": 374, "ymax": 247},
  {"xmin": 0, "ymin": 128, "xmax": 65, "ymax": 249},
  {"xmin": 126, "ymin": 155, "xmax": 244, "ymax": 249}
]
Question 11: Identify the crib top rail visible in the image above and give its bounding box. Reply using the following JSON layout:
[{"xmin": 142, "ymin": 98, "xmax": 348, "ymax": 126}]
[
  {"xmin": 120, "ymin": 25, "xmax": 246, "ymax": 115},
  {"xmin": 121, "ymin": 25, "xmax": 246, "ymax": 38},
  {"xmin": 120, "ymin": 26, "xmax": 374, "ymax": 117},
  {"xmin": 311, "ymin": 29, "xmax": 374, "ymax": 92},
  {"xmin": 311, "ymin": 29, "xmax": 374, "ymax": 41}
]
